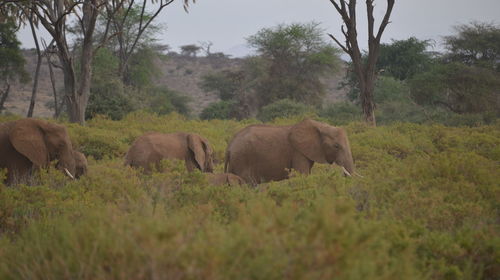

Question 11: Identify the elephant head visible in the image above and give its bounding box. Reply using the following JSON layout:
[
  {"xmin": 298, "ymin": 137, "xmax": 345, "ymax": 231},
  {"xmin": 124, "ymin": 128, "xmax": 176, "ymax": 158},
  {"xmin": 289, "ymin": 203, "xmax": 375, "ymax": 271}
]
[
  {"xmin": 72, "ymin": 150, "xmax": 88, "ymax": 178},
  {"xmin": 187, "ymin": 134, "xmax": 214, "ymax": 173},
  {"xmin": 289, "ymin": 119, "xmax": 355, "ymax": 176},
  {"xmin": 9, "ymin": 119, "xmax": 76, "ymax": 179}
]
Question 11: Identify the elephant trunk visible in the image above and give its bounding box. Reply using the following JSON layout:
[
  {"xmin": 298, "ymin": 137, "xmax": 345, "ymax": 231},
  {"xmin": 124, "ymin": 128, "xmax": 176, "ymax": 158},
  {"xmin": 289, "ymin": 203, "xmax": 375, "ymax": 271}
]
[
  {"xmin": 56, "ymin": 149, "xmax": 76, "ymax": 179},
  {"xmin": 338, "ymin": 150, "xmax": 355, "ymax": 177}
]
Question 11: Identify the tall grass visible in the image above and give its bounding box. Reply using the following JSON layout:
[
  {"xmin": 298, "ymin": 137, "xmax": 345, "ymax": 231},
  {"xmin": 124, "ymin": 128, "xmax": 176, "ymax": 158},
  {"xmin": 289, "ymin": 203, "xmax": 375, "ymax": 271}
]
[{"xmin": 0, "ymin": 113, "xmax": 498, "ymax": 279}]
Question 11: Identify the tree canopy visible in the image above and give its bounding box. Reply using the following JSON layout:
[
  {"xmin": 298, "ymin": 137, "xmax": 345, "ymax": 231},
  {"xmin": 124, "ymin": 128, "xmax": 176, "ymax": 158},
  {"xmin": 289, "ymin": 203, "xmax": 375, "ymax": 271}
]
[
  {"xmin": 377, "ymin": 37, "xmax": 435, "ymax": 80},
  {"xmin": 0, "ymin": 21, "xmax": 28, "ymax": 82},
  {"xmin": 443, "ymin": 22, "xmax": 500, "ymax": 70},
  {"xmin": 247, "ymin": 22, "xmax": 341, "ymax": 107},
  {"xmin": 0, "ymin": 21, "xmax": 29, "ymax": 112}
]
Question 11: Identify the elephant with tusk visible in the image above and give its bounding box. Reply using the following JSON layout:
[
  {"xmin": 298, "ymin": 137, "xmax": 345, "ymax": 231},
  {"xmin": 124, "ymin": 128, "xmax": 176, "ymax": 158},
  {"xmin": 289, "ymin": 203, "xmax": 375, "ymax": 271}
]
[
  {"xmin": 224, "ymin": 119, "xmax": 357, "ymax": 184},
  {"xmin": 0, "ymin": 118, "xmax": 77, "ymax": 185}
]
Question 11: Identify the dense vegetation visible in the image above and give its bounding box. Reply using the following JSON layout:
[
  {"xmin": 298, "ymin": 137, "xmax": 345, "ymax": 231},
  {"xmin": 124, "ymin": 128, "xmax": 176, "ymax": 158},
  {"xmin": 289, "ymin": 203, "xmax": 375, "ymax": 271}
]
[
  {"xmin": 0, "ymin": 112, "xmax": 498, "ymax": 279},
  {"xmin": 0, "ymin": 21, "xmax": 29, "ymax": 113},
  {"xmin": 200, "ymin": 22, "xmax": 499, "ymax": 126}
]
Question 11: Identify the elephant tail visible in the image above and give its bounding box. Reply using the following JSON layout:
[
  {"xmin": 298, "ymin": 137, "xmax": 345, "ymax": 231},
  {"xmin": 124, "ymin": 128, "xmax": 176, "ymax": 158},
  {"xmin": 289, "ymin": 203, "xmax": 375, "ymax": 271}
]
[{"xmin": 224, "ymin": 150, "xmax": 230, "ymax": 173}]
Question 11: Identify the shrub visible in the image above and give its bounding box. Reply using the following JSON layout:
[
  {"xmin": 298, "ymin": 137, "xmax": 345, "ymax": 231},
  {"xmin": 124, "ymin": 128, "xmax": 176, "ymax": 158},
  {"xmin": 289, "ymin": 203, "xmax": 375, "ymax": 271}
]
[
  {"xmin": 374, "ymin": 75, "xmax": 411, "ymax": 103},
  {"xmin": 200, "ymin": 101, "xmax": 235, "ymax": 120},
  {"xmin": 319, "ymin": 101, "xmax": 363, "ymax": 125},
  {"xmin": 0, "ymin": 113, "xmax": 498, "ymax": 279},
  {"xmin": 258, "ymin": 99, "xmax": 315, "ymax": 122},
  {"xmin": 147, "ymin": 87, "xmax": 191, "ymax": 116},
  {"xmin": 86, "ymin": 80, "xmax": 134, "ymax": 120}
]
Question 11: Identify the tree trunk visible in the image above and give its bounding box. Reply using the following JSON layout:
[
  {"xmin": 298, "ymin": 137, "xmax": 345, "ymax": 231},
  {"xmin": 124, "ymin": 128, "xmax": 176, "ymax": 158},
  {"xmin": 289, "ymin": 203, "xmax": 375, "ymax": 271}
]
[
  {"xmin": 27, "ymin": 16, "xmax": 41, "ymax": 118},
  {"xmin": 27, "ymin": 57, "xmax": 41, "ymax": 117},
  {"xmin": 360, "ymin": 81, "xmax": 376, "ymax": 126},
  {"xmin": 0, "ymin": 83, "xmax": 10, "ymax": 113},
  {"xmin": 46, "ymin": 54, "xmax": 60, "ymax": 118}
]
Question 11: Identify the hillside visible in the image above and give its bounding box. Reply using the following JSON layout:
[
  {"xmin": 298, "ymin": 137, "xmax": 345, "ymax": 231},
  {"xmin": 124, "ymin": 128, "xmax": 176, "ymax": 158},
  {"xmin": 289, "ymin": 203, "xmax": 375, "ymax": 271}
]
[{"xmin": 3, "ymin": 50, "xmax": 348, "ymax": 118}]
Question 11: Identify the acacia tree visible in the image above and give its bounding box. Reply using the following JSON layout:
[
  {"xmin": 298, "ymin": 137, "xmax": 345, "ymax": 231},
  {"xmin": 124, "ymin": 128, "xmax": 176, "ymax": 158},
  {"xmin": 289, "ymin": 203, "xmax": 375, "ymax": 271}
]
[
  {"xmin": 96, "ymin": 1, "xmax": 171, "ymax": 82},
  {"xmin": 327, "ymin": 0, "xmax": 395, "ymax": 126},
  {"xmin": 247, "ymin": 22, "xmax": 341, "ymax": 107},
  {"xmin": 0, "ymin": 21, "xmax": 29, "ymax": 113},
  {"xmin": 443, "ymin": 22, "xmax": 500, "ymax": 71},
  {"xmin": 1, "ymin": 0, "xmax": 192, "ymax": 124}
]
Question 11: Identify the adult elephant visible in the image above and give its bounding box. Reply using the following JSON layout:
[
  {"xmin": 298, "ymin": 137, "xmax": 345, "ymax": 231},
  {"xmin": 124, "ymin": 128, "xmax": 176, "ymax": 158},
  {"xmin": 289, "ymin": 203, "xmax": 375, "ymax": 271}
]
[
  {"xmin": 125, "ymin": 132, "xmax": 214, "ymax": 174},
  {"xmin": 0, "ymin": 118, "xmax": 76, "ymax": 184},
  {"xmin": 225, "ymin": 119, "xmax": 356, "ymax": 184}
]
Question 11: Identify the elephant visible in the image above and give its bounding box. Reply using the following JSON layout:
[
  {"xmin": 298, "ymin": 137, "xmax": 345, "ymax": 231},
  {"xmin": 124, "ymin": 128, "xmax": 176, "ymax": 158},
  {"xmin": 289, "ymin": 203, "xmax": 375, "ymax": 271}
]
[
  {"xmin": 206, "ymin": 173, "xmax": 245, "ymax": 186},
  {"xmin": 125, "ymin": 132, "xmax": 214, "ymax": 173},
  {"xmin": 73, "ymin": 150, "xmax": 88, "ymax": 178},
  {"xmin": 0, "ymin": 118, "xmax": 76, "ymax": 185},
  {"xmin": 224, "ymin": 119, "xmax": 356, "ymax": 184}
]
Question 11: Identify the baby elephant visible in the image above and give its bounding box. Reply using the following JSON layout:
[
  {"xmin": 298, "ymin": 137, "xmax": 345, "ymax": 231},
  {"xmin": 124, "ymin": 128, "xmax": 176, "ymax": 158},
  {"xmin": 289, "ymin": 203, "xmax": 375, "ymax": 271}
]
[
  {"xmin": 73, "ymin": 150, "xmax": 88, "ymax": 179},
  {"xmin": 125, "ymin": 132, "xmax": 214, "ymax": 174},
  {"xmin": 206, "ymin": 173, "xmax": 245, "ymax": 186}
]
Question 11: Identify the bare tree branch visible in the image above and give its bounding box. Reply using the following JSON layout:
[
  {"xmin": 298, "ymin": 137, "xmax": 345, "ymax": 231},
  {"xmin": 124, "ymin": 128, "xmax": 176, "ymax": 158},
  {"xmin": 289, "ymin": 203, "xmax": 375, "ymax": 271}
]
[{"xmin": 328, "ymin": 33, "xmax": 350, "ymax": 54}]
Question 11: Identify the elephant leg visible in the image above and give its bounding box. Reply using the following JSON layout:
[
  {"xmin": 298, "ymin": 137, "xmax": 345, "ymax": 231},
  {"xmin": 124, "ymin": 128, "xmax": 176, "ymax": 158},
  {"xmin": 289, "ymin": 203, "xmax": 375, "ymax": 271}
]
[
  {"xmin": 291, "ymin": 152, "xmax": 314, "ymax": 175},
  {"xmin": 5, "ymin": 154, "xmax": 34, "ymax": 185}
]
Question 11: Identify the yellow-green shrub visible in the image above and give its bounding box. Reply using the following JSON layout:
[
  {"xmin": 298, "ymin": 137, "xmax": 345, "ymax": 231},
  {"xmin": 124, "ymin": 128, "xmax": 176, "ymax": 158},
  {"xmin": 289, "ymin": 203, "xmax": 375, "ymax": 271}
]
[{"xmin": 0, "ymin": 112, "xmax": 498, "ymax": 279}]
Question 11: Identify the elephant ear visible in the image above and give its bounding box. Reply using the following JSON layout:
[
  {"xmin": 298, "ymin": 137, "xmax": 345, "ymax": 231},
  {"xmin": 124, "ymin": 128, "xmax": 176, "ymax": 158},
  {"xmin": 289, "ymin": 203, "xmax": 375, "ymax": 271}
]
[
  {"xmin": 289, "ymin": 119, "xmax": 328, "ymax": 164},
  {"xmin": 9, "ymin": 119, "xmax": 50, "ymax": 168},
  {"xmin": 187, "ymin": 134, "xmax": 207, "ymax": 170}
]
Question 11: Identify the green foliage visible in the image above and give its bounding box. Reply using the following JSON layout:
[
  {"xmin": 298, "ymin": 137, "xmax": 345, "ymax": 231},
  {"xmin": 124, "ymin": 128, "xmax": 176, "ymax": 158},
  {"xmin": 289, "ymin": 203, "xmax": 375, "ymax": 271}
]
[
  {"xmin": 374, "ymin": 76, "xmax": 411, "ymax": 103},
  {"xmin": 199, "ymin": 70, "xmax": 244, "ymax": 101},
  {"xmin": 86, "ymin": 48, "xmax": 190, "ymax": 120},
  {"xmin": 319, "ymin": 101, "xmax": 363, "ymax": 125},
  {"xmin": 200, "ymin": 100, "xmax": 235, "ymax": 120},
  {"xmin": 377, "ymin": 37, "xmax": 435, "ymax": 80},
  {"xmin": 127, "ymin": 47, "xmax": 162, "ymax": 89},
  {"xmin": 408, "ymin": 62, "xmax": 500, "ymax": 114},
  {"xmin": 257, "ymin": 99, "xmax": 315, "ymax": 122},
  {"xmin": 341, "ymin": 37, "xmax": 435, "ymax": 102},
  {"xmin": 146, "ymin": 86, "xmax": 191, "ymax": 116},
  {"xmin": 0, "ymin": 21, "xmax": 29, "ymax": 84},
  {"xmin": 443, "ymin": 22, "xmax": 500, "ymax": 70},
  {"xmin": 0, "ymin": 113, "xmax": 500, "ymax": 279},
  {"xmin": 247, "ymin": 22, "xmax": 342, "ymax": 107},
  {"xmin": 0, "ymin": 113, "xmax": 499, "ymax": 279},
  {"xmin": 86, "ymin": 48, "xmax": 133, "ymax": 120}
]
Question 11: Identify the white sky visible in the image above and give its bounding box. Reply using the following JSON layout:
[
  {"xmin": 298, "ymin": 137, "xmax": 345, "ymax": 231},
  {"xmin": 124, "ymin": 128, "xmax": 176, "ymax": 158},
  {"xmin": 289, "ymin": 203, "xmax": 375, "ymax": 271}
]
[{"xmin": 18, "ymin": 0, "xmax": 500, "ymax": 57}]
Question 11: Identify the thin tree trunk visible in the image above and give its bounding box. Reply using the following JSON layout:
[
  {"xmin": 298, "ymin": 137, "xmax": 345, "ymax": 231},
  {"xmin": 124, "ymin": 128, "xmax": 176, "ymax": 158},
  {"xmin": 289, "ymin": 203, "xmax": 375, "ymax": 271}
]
[
  {"xmin": 64, "ymin": 0, "xmax": 98, "ymax": 125},
  {"xmin": 46, "ymin": 53, "xmax": 60, "ymax": 118},
  {"xmin": 27, "ymin": 15, "xmax": 42, "ymax": 118},
  {"xmin": 0, "ymin": 83, "xmax": 10, "ymax": 113}
]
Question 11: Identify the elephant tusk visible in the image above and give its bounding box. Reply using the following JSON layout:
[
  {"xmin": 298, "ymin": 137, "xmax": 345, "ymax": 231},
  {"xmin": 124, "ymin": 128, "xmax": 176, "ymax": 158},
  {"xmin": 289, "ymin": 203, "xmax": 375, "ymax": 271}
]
[
  {"xmin": 341, "ymin": 166, "xmax": 352, "ymax": 177},
  {"xmin": 64, "ymin": 168, "xmax": 75, "ymax": 180},
  {"xmin": 353, "ymin": 171, "xmax": 364, "ymax": 178}
]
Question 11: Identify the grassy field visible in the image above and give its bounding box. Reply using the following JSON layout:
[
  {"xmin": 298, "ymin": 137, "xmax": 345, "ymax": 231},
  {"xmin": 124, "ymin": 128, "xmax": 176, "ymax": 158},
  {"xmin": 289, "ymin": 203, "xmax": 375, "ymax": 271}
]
[{"xmin": 0, "ymin": 112, "xmax": 499, "ymax": 279}]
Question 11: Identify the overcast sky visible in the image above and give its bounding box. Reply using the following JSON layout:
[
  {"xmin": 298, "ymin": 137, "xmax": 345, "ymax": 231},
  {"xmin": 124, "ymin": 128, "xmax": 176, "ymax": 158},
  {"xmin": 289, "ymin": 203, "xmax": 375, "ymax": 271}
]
[{"xmin": 18, "ymin": 0, "xmax": 500, "ymax": 57}]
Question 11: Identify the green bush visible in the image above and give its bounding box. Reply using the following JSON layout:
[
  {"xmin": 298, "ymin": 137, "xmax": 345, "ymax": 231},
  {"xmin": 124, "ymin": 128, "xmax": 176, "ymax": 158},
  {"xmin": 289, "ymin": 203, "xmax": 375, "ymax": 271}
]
[
  {"xmin": 86, "ymin": 48, "xmax": 134, "ymax": 120},
  {"xmin": 200, "ymin": 100, "xmax": 235, "ymax": 120},
  {"xmin": 375, "ymin": 75, "xmax": 411, "ymax": 103},
  {"xmin": 0, "ymin": 113, "xmax": 499, "ymax": 279},
  {"xmin": 147, "ymin": 86, "xmax": 191, "ymax": 116},
  {"xmin": 319, "ymin": 101, "xmax": 363, "ymax": 125},
  {"xmin": 86, "ymin": 81, "xmax": 134, "ymax": 120},
  {"xmin": 258, "ymin": 99, "xmax": 315, "ymax": 122}
]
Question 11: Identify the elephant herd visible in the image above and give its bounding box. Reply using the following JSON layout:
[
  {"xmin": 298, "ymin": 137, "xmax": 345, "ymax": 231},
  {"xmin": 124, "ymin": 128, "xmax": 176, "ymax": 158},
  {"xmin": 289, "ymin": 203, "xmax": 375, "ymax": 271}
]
[{"xmin": 0, "ymin": 118, "xmax": 356, "ymax": 186}]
